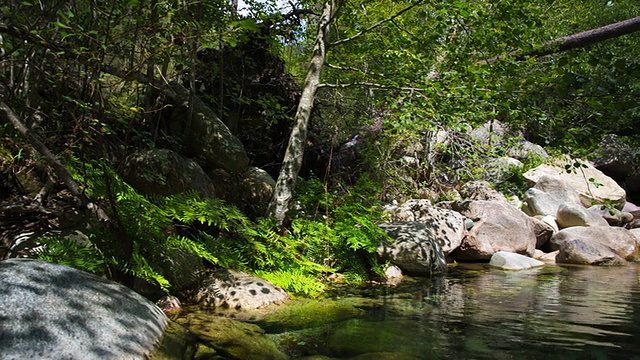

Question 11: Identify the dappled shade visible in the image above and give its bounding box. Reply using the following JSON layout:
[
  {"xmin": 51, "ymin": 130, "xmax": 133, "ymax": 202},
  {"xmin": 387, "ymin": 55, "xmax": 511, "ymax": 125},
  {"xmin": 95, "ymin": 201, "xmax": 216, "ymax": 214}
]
[{"xmin": 0, "ymin": 259, "xmax": 167, "ymax": 359}]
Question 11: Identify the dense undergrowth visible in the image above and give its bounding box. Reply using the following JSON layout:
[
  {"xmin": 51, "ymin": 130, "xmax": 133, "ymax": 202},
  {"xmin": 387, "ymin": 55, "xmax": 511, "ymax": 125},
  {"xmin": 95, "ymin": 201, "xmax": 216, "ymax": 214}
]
[{"xmin": 29, "ymin": 157, "xmax": 388, "ymax": 297}]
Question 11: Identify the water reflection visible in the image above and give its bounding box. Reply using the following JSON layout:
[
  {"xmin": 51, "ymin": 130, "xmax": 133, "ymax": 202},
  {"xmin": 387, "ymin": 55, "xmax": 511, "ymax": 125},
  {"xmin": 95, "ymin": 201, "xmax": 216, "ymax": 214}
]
[{"xmin": 330, "ymin": 263, "xmax": 640, "ymax": 359}]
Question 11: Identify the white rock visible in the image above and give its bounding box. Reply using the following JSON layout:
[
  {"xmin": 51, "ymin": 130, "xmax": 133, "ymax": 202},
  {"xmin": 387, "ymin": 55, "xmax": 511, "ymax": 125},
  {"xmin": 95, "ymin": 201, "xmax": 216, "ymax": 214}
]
[{"xmin": 489, "ymin": 251, "xmax": 545, "ymax": 270}]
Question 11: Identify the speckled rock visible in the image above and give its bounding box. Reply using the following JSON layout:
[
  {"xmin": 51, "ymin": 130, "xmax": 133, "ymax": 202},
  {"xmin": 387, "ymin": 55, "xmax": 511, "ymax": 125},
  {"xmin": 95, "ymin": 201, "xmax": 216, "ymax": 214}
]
[
  {"xmin": 377, "ymin": 221, "xmax": 447, "ymax": 275},
  {"xmin": 0, "ymin": 258, "xmax": 167, "ymax": 360},
  {"xmin": 194, "ymin": 269, "xmax": 289, "ymax": 316},
  {"xmin": 384, "ymin": 200, "xmax": 465, "ymax": 254}
]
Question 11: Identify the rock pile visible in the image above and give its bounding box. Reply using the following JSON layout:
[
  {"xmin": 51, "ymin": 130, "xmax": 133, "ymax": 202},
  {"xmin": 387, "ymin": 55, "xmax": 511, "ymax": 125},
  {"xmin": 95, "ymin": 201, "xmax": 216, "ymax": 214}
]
[{"xmin": 381, "ymin": 161, "xmax": 640, "ymax": 274}]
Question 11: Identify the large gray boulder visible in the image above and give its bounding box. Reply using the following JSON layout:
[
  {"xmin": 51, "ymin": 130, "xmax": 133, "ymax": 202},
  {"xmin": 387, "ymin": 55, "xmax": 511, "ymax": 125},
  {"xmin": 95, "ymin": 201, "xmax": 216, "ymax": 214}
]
[
  {"xmin": 521, "ymin": 175, "xmax": 582, "ymax": 217},
  {"xmin": 444, "ymin": 200, "xmax": 538, "ymax": 260},
  {"xmin": 556, "ymin": 202, "xmax": 609, "ymax": 228},
  {"xmin": 523, "ymin": 160, "xmax": 626, "ymax": 209},
  {"xmin": 377, "ymin": 221, "xmax": 447, "ymax": 275},
  {"xmin": 169, "ymin": 82, "xmax": 249, "ymax": 173},
  {"xmin": 0, "ymin": 259, "xmax": 167, "ymax": 360},
  {"xmin": 121, "ymin": 148, "xmax": 216, "ymax": 198},
  {"xmin": 549, "ymin": 226, "xmax": 640, "ymax": 262},
  {"xmin": 556, "ymin": 238, "xmax": 627, "ymax": 266}
]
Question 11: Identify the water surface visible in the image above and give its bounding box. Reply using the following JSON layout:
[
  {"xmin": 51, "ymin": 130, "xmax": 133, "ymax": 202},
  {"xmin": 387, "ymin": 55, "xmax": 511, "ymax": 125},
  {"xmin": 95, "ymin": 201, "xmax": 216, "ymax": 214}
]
[{"xmin": 282, "ymin": 263, "xmax": 640, "ymax": 359}]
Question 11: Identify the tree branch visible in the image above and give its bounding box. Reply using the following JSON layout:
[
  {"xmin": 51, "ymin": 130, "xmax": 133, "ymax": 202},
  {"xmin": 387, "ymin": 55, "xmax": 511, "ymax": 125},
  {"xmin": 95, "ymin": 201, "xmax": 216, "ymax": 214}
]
[
  {"xmin": 319, "ymin": 82, "xmax": 425, "ymax": 92},
  {"xmin": 0, "ymin": 102, "xmax": 110, "ymax": 224},
  {"xmin": 330, "ymin": 0, "xmax": 425, "ymax": 47},
  {"xmin": 482, "ymin": 15, "xmax": 640, "ymax": 64},
  {"xmin": 325, "ymin": 63, "xmax": 386, "ymax": 77}
]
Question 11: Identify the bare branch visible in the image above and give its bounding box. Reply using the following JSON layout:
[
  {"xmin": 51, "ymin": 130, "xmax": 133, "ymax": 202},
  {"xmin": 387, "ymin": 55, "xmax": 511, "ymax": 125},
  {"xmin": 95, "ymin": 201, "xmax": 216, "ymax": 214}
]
[
  {"xmin": 326, "ymin": 63, "xmax": 386, "ymax": 77},
  {"xmin": 330, "ymin": 0, "xmax": 425, "ymax": 47},
  {"xmin": 319, "ymin": 82, "xmax": 425, "ymax": 92}
]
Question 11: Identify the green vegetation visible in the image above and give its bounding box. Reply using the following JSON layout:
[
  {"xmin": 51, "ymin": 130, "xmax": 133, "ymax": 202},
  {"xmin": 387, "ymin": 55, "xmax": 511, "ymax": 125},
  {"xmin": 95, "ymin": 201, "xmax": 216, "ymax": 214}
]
[{"xmin": 1, "ymin": 0, "xmax": 638, "ymax": 297}]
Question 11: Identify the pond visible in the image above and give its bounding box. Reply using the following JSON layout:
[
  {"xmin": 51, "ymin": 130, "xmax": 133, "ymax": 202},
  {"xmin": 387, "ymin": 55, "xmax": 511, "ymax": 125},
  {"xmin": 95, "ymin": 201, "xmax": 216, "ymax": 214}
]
[{"xmin": 263, "ymin": 263, "xmax": 640, "ymax": 360}]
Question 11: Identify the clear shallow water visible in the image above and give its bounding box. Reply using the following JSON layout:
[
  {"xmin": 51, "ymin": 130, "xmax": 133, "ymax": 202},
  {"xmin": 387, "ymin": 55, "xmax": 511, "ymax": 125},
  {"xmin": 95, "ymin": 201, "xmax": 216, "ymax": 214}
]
[{"xmin": 294, "ymin": 263, "xmax": 640, "ymax": 359}]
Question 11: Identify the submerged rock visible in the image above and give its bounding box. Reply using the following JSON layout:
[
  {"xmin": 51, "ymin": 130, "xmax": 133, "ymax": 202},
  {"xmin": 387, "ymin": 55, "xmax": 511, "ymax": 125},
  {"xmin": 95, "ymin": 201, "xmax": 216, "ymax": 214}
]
[
  {"xmin": 0, "ymin": 258, "xmax": 167, "ymax": 360},
  {"xmin": 257, "ymin": 298, "xmax": 367, "ymax": 333},
  {"xmin": 181, "ymin": 311, "xmax": 288, "ymax": 360}
]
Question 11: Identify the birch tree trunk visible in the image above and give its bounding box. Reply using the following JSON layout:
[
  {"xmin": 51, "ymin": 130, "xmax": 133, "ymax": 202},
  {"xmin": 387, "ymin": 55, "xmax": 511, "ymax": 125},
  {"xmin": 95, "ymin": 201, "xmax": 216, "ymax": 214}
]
[{"xmin": 266, "ymin": 2, "xmax": 335, "ymax": 225}]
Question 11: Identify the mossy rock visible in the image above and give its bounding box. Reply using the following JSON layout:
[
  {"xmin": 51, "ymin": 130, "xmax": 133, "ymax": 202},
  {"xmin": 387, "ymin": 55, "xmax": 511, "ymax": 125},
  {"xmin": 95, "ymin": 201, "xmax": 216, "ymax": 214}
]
[
  {"xmin": 257, "ymin": 298, "xmax": 369, "ymax": 333},
  {"xmin": 349, "ymin": 352, "xmax": 422, "ymax": 360},
  {"xmin": 148, "ymin": 320, "xmax": 198, "ymax": 360},
  {"xmin": 185, "ymin": 311, "xmax": 288, "ymax": 360},
  {"xmin": 322, "ymin": 319, "xmax": 435, "ymax": 358}
]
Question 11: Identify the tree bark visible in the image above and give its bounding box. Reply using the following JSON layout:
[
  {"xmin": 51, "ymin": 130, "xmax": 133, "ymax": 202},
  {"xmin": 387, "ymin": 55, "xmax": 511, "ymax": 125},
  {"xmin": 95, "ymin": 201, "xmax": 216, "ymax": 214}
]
[
  {"xmin": 484, "ymin": 16, "xmax": 640, "ymax": 64},
  {"xmin": 266, "ymin": 2, "xmax": 335, "ymax": 225}
]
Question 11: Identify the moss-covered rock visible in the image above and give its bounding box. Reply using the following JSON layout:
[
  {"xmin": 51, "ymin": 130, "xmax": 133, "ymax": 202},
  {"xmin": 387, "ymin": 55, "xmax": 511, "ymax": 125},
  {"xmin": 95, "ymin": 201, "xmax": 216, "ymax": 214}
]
[
  {"xmin": 322, "ymin": 319, "xmax": 435, "ymax": 358},
  {"xmin": 148, "ymin": 320, "xmax": 198, "ymax": 360},
  {"xmin": 257, "ymin": 298, "xmax": 368, "ymax": 333},
  {"xmin": 184, "ymin": 311, "xmax": 288, "ymax": 360}
]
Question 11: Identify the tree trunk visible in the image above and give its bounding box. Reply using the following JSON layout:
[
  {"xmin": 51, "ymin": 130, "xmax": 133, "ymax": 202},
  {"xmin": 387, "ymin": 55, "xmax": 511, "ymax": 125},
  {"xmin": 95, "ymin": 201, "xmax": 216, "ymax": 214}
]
[
  {"xmin": 266, "ymin": 2, "xmax": 335, "ymax": 225},
  {"xmin": 484, "ymin": 16, "xmax": 640, "ymax": 64}
]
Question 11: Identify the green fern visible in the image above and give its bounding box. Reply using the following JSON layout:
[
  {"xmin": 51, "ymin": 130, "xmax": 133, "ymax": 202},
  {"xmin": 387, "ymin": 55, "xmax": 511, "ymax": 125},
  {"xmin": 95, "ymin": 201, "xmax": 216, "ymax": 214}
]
[{"xmin": 254, "ymin": 269, "xmax": 326, "ymax": 297}]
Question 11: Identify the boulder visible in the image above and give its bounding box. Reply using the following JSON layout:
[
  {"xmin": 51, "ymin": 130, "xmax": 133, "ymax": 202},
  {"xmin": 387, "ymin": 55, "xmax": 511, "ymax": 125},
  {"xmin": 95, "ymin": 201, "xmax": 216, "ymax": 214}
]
[
  {"xmin": 257, "ymin": 298, "xmax": 366, "ymax": 333},
  {"xmin": 484, "ymin": 157, "xmax": 523, "ymax": 183},
  {"xmin": 549, "ymin": 226, "xmax": 640, "ymax": 261},
  {"xmin": 523, "ymin": 160, "xmax": 626, "ymax": 209},
  {"xmin": 521, "ymin": 175, "xmax": 582, "ymax": 217},
  {"xmin": 623, "ymin": 201, "xmax": 640, "ymax": 229},
  {"xmin": 458, "ymin": 181, "xmax": 507, "ymax": 202},
  {"xmin": 587, "ymin": 205, "xmax": 634, "ymax": 227},
  {"xmin": 194, "ymin": 269, "xmax": 289, "ymax": 319},
  {"xmin": 529, "ymin": 216, "xmax": 555, "ymax": 248},
  {"xmin": 489, "ymin": 252, "xmax": 545, "ymax": 270},
  {"xmin": 556, "ymin": 238, "xmax": 626, "ymax": 266},
  {"xmin": 507, "ymin": 140, "xmax": 549, "ymax": 160},
  {"xmin": 533, "ymin": 249, "xmax": 559, "ymax": 263},
  {"xmin": 384, "ymin": 200, "xmax": 465, "ymax": 254},
  {"xmin": 121, "ymin": 148, "xmax": 216, "ymax": 198},
  {"xmin": 183, "ymin": 311, "xmax": 287, "ymax": 360},
  {"xmin": 377, "ymin": 221, "xmax": 447, "ymax": 275},
  {"xmin": 537, "ymin": 215, "xmax": 559, "ymax": 234},
  {"xmin": 469, "ymin": 119, "xmax": 511, "ymax": 146},
  {"xmin": 0, "ymin": 259, "xmax": 167, "ymax": 360},
  {"xmin": 169, "ymin": 82, "xmax": 249, "ymax": 173},
  {"xmin": 556, "ymin": 203, "xmax": 609, "ymax": 228},
  {"xmin": 241, "ymin": 166, "xmax": 276, "ymax": 210},
  {"xmin": 469, "ymin": 120, "xmax": 548, "ymax": 160},
  {"xmin": 445, "ymin": 200, "xmax": 538, "ymax": 260}
]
